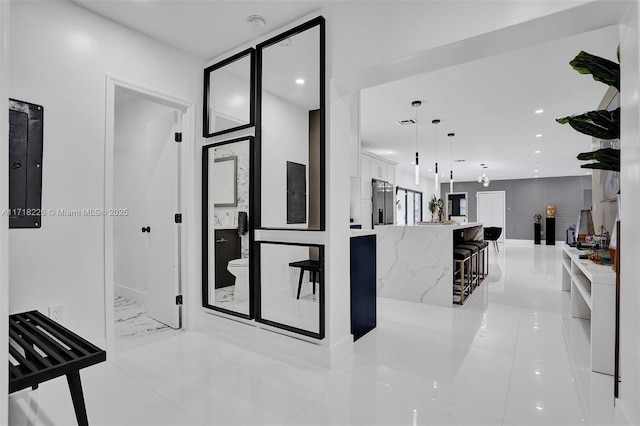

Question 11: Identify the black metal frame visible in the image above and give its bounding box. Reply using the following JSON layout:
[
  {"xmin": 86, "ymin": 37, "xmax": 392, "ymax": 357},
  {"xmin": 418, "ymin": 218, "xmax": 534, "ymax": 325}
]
[
  {"xmin": 203, "ymin": 48, "xmax": 256, "ymax": 138},
  {"xmin": 202, "ymin": 136, "xmax": 255, "ymax": 320},
  {"xmin": 255, "ymin": 16, "xmax": 326, "ymax": 231},
  {"xmin": 254, "ymin": 241, "xmax": 325, "ymax": 340}
]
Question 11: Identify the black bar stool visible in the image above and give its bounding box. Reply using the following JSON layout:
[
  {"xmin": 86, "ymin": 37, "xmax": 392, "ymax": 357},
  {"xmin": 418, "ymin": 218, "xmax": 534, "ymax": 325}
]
[
  {"xmin": 288, "ymin": 260, "xmax": 322, "ymax": 299},
  {"xmin": 453, "ymin": 247, "xmax": 472, "ymax": 304},
  {"xmin": 463, "ymin": 240, "xmax": 489, "ymax": 281},
  {"xmin": 456, "ymin": 243, "xmax": 480, "ymax": 290}
]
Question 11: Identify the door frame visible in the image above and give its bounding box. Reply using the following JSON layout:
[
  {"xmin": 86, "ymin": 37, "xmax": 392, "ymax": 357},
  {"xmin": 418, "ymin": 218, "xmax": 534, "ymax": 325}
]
[
  {"xmin": 104, "ymin": 75, "xmax": 195, "ymax": 355},
  {"xmin": 476, "ymin": 190, "xmax": 506, "ymax": 243}
]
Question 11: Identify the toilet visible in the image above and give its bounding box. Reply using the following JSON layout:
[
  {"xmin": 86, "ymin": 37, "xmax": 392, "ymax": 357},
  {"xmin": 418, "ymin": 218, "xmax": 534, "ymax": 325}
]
[{"xmin": 227, "ymin": 258, "xmax": 249, "ymax": 301}]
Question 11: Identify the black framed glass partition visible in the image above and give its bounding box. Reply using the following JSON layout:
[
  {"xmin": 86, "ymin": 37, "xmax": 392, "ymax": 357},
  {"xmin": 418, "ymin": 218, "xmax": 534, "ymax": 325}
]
[
  {"xmin": 255, "ymin": 241, "xmax": 325, "ymax": 339},
  {"xmin": 202, "ymin": 137, "xmax": 254, "ymax": 318},
  {"xmin": 203, "ymin": 48, "xmax": 255, "ymax": 138},
  {"xmin": 256, "ymin": 17, "xmax": 325, "ymax": 230}
]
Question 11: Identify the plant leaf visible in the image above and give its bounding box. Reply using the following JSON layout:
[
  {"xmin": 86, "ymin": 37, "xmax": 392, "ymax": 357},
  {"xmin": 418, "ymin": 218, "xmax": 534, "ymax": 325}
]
[
  {"xmin": 576, "ymin": 147, "xmax": 620, "ymax": 163},
  {"xmin": 556, "ymin": 108, "xmax": 620, "ymax": 139},
  {"xmin": 570, "ymin": 50, "xmax": 620, "ymax": 90},
  {"xmin": 580, "ymin": 162, "xmax": 619, "ymax": 171}
]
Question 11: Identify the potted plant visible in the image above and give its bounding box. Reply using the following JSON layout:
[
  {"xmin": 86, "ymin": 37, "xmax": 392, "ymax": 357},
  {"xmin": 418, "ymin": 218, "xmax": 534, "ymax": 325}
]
[
  {"xmin": 428, "ymin": 195, "xmax": 445, "ymax": 222},
  {"xmin": 556, "ymin": 48, "xmax": 620, "ymax": 172}
]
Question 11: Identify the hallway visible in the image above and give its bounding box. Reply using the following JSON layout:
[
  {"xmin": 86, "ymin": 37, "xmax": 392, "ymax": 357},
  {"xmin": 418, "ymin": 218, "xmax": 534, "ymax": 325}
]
[{"xmin": 8, "ymin": 242, "xmax": 614, "ymax": 425}]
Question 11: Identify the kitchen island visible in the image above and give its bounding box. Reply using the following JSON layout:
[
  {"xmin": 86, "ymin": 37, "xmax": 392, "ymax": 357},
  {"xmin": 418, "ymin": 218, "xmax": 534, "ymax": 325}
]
[{"xmin": 376, "ymin": 223, "xmax": 484, "ymax": 307}]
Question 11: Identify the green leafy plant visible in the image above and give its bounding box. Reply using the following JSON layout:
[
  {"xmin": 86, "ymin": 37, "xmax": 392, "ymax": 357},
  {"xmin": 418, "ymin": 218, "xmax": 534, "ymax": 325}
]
[{"xmin": 556, "ymin": 49, "xmax": 620, "ymax": 172}]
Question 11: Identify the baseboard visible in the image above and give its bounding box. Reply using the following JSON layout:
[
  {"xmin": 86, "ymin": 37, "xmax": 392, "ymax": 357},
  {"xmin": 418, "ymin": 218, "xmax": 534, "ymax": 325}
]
[
  {"xmin": 114, "ymin": 283, "xmax": 147, "ymax": 306},
  {"xmin": 197, "ymin": 309, "xmax": 353, "ymax": 369}
]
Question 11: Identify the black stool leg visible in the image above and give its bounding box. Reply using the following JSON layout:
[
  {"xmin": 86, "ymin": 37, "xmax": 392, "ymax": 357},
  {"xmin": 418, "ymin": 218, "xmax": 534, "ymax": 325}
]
[
  {"xmin": 296, "ymin": 269, "xmax": 304, "ymax": 299},
  {"xmin": 66, "ymin": 371, "xmax": 88, "ymax": 426},
  {"xmin": 312, "ymin": 271, "xmax": 316, "ymax": 295}
]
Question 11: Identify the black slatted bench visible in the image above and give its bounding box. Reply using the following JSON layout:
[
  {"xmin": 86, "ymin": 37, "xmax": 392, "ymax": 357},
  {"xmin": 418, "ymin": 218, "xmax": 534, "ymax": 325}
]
[{"xmin": 9, "ymin": 310, "xmax": 106, "ymax": 426}]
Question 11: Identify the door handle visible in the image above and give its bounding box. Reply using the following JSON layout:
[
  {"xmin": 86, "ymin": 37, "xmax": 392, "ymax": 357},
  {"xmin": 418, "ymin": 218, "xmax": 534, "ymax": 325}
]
[
  {"xmin": 216, "ymin": 238, "xmax": 227, "ymax": 243},
  {"xmin": 142, "ymin": 226, "xmax": 151, "ymax": 233}
]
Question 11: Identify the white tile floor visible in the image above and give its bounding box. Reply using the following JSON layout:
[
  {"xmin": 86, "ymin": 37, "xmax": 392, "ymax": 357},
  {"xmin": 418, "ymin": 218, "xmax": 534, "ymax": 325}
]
[{"xmin": 8, "ymin": 241, "xmax": 616, "ymax": 425}]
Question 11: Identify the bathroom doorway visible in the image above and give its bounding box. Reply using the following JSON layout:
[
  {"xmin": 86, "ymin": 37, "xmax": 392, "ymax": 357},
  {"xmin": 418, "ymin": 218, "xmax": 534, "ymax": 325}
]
[{"xmin": 105, "ymin": 77, "xmax": 193, "ymax": 353}]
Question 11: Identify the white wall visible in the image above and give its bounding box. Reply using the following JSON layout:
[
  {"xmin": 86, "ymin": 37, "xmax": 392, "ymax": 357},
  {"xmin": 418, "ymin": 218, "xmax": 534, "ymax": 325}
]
[
  {"xmin": 261, "ymin": 91, "xmax": 309, "ymax": 228},
  {"xmin": 618, "ymin": 2, "xmax": 640, "ymax": 423},
  {"xmin": 0, "ymin": 1, "xmax": 10, "ymax": 423},
  {"xmin": 114, "ymin": 94, "xmax": 176, "ymax": 303},
  {"xmin": 7, "ymin": 0, "xmax": 201, "ymax": 344}
]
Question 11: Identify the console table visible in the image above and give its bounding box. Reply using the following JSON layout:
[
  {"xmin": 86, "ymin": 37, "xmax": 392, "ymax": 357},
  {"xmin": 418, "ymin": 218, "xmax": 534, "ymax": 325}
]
[
  {"xmin": 561, "ymin": 245, "xmax": 616, "ymax": 375},
  {"xmin": 9, "ymin": 310, "xmax": 106, "ymax": 425}
]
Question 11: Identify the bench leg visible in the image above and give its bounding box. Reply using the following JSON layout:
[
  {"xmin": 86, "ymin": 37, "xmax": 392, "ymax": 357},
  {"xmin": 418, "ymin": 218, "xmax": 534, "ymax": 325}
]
[{"xmin": 66, "ymin": 371, "xmax": 88, "ymax": 426}]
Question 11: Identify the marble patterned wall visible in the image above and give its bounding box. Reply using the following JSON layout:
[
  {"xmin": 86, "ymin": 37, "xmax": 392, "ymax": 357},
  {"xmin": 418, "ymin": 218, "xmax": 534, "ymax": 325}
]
[{"xmin": 213, "ymin": 140, "xmax": 250, "ymax": 257}]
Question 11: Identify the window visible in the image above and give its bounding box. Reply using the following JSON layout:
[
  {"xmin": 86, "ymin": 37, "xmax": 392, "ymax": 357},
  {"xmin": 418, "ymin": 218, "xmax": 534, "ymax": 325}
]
[{"xmin": 396, "ymin": 187, "xmax": 423, "ymax": 225}]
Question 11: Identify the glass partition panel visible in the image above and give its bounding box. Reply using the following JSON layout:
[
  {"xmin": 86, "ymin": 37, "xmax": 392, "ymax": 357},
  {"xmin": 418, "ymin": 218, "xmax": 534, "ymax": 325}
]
[
  {"xmin": 204, "ymin": 48, "xmax": 255, "ymax": 137},
  {"xmin": 256, "ymin": 242, "xmax": 324, "ymax": 339},
  {"xmin": 257, "ymin": 17, "xmax": 325, "ymax": 230},
  {"xmin": 202, "ymin": 137, "xmax": 253, "ymax": 318}
]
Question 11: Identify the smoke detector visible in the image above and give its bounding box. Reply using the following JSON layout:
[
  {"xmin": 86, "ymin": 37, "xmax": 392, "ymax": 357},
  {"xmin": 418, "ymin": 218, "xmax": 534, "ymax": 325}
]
[{"xmin": 247, "ymin": 15, "xmax": 266, "ymax": 31}]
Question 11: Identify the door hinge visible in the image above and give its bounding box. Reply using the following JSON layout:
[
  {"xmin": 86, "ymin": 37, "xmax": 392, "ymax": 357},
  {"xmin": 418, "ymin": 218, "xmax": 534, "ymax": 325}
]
[
  {"xmin": 175, "ymin": 132, "xmax": 182, "ymax": 143},
  {"xmin": 175, "ymin": 213, "xmax": 182, "ymax": 224},
  {"xmin": 175, "ymin": 295, "xmax": 183, "ymax": 305}
]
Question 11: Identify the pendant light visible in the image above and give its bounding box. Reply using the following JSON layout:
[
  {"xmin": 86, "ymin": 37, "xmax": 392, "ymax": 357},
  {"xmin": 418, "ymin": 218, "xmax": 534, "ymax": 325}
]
[
  {"xmin": 432, "ymin": 119, "xmax": 441, "ymax": 198},
  {"xmin": 478, "ymin": 164, "xmax": 490, "ymax": 187},
  {"xmin": 448, "ymin": 132, "xmax": 455, "ymax": 193},
  {"xmin": 412, "ymin": 101, "xmax": 421, "ymax": 185}
]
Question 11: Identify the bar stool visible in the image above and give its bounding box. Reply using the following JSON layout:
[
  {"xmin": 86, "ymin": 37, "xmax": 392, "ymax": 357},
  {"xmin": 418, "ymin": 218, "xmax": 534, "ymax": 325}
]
[
  {"xmin": 463, "ymin": 240, "xmax": 489, "ymax": 281},
  {"xmin": 453, "ymin": 247, "xmax": 472, "ymax": 305},
  {"xmin": 456, "ymin": 243, "xmax": 480, "ymax": 290}
]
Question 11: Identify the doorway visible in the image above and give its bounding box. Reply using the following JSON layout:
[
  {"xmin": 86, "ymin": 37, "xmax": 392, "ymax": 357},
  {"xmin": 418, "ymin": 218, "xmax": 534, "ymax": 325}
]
[
  {"xmin": 477, "ymin": 191, "xmax": 506, "ymax": 244},
  {"xmin": 105, "ymin": 76, "xmax": 193, "ymax": 354}
]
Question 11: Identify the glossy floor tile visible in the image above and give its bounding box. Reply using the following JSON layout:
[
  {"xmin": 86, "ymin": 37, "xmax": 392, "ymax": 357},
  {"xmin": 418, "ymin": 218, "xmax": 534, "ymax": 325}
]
[{"xmin": 8, "ymin": 241, "xmax": 616, "ymax": 425}]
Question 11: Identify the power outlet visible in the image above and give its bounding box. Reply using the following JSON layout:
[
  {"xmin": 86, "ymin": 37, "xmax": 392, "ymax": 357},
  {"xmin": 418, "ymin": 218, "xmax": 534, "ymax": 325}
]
[{"xmin": 48, "ymin": 305, "xmax": 64, "ymax": 323}]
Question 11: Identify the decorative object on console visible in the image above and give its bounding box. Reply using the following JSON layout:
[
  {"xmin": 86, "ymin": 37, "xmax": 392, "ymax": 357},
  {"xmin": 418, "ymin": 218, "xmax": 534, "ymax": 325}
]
[
  {"xmin": 546, "ymin": 204, "xmax": 556, "ymax": 218},
  {"xmin": 575, "ymin": 209, "xmax": 594, "ymax": 242},
  {"xmin": 477, "ymin": 164, "xmax": 490, "ymax": 187},
  {"xmin": 534, "ymin": 214, "xmax": 542, "ymax": 223}
]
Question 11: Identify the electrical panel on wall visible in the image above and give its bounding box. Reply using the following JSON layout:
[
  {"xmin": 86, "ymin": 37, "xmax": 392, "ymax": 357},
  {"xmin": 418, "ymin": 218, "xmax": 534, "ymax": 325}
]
[{"xmin": 9, "ymin": 99, "xmax": 44, "ymax": 228}]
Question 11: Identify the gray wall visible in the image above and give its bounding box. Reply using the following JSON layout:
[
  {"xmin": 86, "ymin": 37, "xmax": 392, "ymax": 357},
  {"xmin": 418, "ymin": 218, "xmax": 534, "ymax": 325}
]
[{"xmin": 442, "ymin": 176, "xmax": 592, "ymax": 241}]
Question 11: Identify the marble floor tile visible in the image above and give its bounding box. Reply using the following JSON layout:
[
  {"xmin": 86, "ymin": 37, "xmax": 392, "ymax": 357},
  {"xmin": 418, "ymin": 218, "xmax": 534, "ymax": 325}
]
[
  {"xmin": 9, "ymin": 241, "xmax": 616, "ymax": 426},
  {"xmin": 114, "ymin": 295, "xmax": 183, "ymax": 352}
]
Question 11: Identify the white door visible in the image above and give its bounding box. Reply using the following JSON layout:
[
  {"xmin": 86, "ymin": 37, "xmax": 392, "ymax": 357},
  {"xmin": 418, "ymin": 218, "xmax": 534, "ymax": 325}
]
[
  {"xmin": 477, "ymin": 191, "xmax": 506, "ymax": 243},
  {"xmin": 146, "ymin": 111, "xmax": 181, "ymax": 328}
]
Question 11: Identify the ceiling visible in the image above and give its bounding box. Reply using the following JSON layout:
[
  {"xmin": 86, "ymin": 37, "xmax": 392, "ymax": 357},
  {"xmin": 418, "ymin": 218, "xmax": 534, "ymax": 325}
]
[
  {"xmin": 71, "ymin": 1, "xmax": 620, "ymax": 183},
  {"xmin": 71, "ymin": 0, "xmax": 326, "ymax": 60},
  {"xmin": 361, "ymin": 24, "xmax": 620, "ymax": 183}
]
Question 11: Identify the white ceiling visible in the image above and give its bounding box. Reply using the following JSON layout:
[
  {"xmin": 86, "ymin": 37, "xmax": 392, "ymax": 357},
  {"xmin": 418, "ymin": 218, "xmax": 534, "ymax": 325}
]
[
  {"xmin": 361, "ymin": 24, "xmax": 620, "ymax": 183},
  {"xmin": 71, "ymin": 1, "xmax": 620, "ymax": 183},
  {"xmin": 71, "ymin": 0, "xmax": 326, "ymax": 60}
]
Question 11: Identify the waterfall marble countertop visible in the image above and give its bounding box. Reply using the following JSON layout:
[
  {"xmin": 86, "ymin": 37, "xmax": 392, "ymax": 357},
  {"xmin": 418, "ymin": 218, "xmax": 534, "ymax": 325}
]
[{"xmin": 375, "ymin": 223, "xmax": 484, "ymax": 307}]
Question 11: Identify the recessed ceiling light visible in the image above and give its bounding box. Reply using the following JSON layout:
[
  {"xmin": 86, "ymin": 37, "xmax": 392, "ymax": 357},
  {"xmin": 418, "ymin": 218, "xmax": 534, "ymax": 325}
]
[
  {"xmin": 534, "ymin": 169, "xmax": 539, "ymax": 173},
  {"xmin": 428, "ymin": 169, "xmax": 432, "ymax": 172},
  {"xmin": 586, "ymin": 171, "xmax": 592, "ymax": 175},
  {"xmin": 534, "ymin": 150, "xmax": 541, "ymax": 154},
  {"xmin": 534, "ymin": 175, "xmax": 539, "ymax": 178},
  {"xmin": 295, "ymin": 78, "xmax": 305, "ymax": 85},
  {"xmin": 454, "ymin": 159, "xmax": 465, "ymax": 163},
  {"xmin": 535, "ymin": 134, "xmax": 543, "ymax": 138},
  {"xmin": 535, "ymin": 109, "xmax": 544, "ymax": 114}
]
